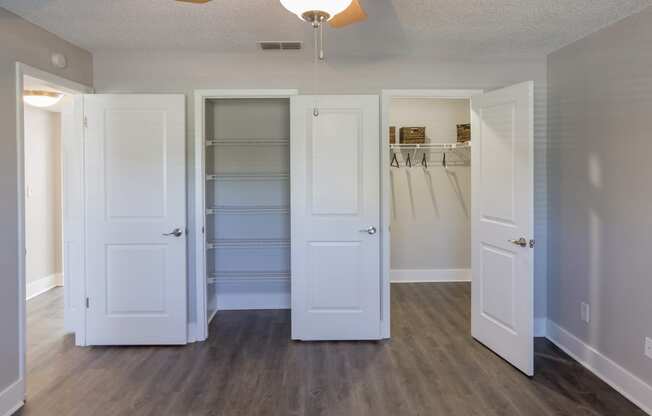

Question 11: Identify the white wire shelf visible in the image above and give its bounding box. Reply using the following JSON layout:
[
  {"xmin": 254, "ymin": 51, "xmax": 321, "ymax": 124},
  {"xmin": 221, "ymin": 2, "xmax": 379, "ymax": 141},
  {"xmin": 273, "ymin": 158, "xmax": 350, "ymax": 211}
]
[
  {"xmin": 206, "ymin": 205, "xmax": 289, "ymax": 215},
  {"xmin": 206, "ymin": 239, "xmax": 290, "ymax": 249},
  {"xmin": 206, "ymin": 172, "xmax": 289, "ymax": 181},
  {"xmin": 206, "ymin": 138, "xmax": 289, "ymax": 146},
  {"xmin": 207, "ymin": 271, "xmax": 290, "ymax": 284},
  {"xmin": 390, "ymin": 142, "xmax": 471, "ymax": 167},
  {"xmin": 390, "ymin": 142, "xmax": 471, "ymax": 151}
]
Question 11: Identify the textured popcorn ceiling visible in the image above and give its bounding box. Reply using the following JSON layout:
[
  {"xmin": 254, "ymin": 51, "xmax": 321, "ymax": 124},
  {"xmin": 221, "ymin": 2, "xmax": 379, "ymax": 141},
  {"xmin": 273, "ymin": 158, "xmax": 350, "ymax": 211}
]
[{"xmin": 1, "ymin": 0, "xmax": 650, "ymax": 58}]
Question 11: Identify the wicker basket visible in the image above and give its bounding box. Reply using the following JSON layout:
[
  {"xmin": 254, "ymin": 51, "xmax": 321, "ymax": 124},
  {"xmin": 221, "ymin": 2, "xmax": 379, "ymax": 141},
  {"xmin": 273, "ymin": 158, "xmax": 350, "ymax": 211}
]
[
  {"xmin": 457, "ymin": 124, "xmax": 471, "ymax": 143},
  {"xmin": 389, "ymin": 126, "xmax": 396, "ymax": 144},
  {"xmin": 399, "ymin": 127, "xmax": 426, "ymax": 144}
]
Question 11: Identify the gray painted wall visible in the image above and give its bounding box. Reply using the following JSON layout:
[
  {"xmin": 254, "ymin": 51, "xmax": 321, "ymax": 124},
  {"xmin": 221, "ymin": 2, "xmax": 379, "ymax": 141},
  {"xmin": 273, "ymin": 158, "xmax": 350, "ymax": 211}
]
[
  {"xmin": 389, "ymin": 98, "xmax": 471, "ymax": 271},
  {"xmin": 93, "ymin": 50, "xmax": 548, "ymax": 321},
  {"xmin": 24, "ymin": 106, "xmax": 62, "ymax": 285},
  {"xmin": 548, "ymin": 6, "xmax": 652, "ymax": 386},
  {"xmin": 0, "ymin": 5, "xmax": 92, "ymax": 402}
]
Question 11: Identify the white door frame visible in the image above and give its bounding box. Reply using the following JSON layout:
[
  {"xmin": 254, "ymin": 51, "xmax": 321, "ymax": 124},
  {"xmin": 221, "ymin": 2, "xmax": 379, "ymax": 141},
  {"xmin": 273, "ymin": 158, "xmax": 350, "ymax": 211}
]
[
  {"xmin": 15, "ymin": 62, "xmax": 93, "ymax": 403},
  {"xmin": 379, "ymin": 89, "xmax": 482, "ymax": 338},
  {"xmin": 192, "ymin": 89, "xmax": 299, "ymax": 342}
]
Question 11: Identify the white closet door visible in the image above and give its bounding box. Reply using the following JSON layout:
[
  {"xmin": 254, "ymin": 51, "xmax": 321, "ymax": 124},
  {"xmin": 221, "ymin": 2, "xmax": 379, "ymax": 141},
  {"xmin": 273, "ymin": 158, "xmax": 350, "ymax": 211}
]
[
  {"xmin": 84, "ymin": 94, "xmax": 187, "ymax": 345},
  {"xmin": 291, "ymin": 95, "xmax": 381, "ymax": 340},
  {"xmin": 61, "ymin": 96, "xmax": 85, "ymax": 342},
  {"xmin": 471, "ymin": 81, "xmax": 534, "ymax": 375}
]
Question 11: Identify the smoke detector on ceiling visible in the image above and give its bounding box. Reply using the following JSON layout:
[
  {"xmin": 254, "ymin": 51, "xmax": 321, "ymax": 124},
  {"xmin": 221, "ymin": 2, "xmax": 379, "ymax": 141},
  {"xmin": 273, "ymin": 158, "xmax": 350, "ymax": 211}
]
[
  {"xmin": 51, "ymin": 52, "xmax": 67, "ymax": 69},
  {"xmin": 258, "ymin": 41, "xmax": 303, "ymax": 51}
]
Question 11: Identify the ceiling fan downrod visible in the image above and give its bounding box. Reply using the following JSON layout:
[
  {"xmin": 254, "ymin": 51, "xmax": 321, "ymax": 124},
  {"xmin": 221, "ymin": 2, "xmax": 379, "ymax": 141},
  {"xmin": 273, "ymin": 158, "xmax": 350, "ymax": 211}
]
[{"xmin": 302, "ymin": 11, "xmax": 328, "ymax": 62}]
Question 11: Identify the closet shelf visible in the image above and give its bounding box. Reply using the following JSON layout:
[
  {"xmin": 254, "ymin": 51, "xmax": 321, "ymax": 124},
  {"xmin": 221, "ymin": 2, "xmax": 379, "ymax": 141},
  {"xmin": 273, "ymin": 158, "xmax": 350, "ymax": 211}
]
[
  {"xmin": 208, "ymin": 271, "xmax": 290, "ymax": 281},
  {"xmin": 206, "ymin": 205, "xmax": 289, "ymax": 215},
  {"xmin": 206, "ymin": 239, "xmax": 290, "ymax": 249},
  {"xmin": 390, "ymin": 142, "xmax": 471, "ymax": 151},
  {"xmin": 390, "ymin": 142, "xmax": 471, "ymax": 168},
  {"xmin": 206, "ymin": 139, "xmax": 289, "ymax": 146},
  {"xmin": 206, "ymin": 172, "xmax": 289, "ymax": 181}
]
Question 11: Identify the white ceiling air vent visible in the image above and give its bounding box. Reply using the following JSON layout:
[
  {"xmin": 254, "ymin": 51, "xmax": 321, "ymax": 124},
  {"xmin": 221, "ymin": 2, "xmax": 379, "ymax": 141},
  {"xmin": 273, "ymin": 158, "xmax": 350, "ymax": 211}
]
[{"xmin": 258, "ymin": 41, "xmax": 303, "ymax": 51}]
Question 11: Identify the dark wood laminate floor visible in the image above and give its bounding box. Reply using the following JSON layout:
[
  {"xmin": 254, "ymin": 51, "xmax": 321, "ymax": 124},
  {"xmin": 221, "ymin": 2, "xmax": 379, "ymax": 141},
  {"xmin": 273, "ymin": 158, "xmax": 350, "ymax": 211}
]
[{"xmin": 18, "ymin": 284, "xmax": 645, "ymax": 416}]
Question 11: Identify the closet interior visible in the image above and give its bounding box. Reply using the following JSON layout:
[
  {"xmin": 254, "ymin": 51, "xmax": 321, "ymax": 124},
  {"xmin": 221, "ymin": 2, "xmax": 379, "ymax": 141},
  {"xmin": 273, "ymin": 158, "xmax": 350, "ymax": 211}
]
[
  {"xmin": 203, "ymin": 98, "xmax": 291, "ymax": 321},
  {"xmin": 388, "ymin": 98, "xmax": 472, "ymax": 282}
]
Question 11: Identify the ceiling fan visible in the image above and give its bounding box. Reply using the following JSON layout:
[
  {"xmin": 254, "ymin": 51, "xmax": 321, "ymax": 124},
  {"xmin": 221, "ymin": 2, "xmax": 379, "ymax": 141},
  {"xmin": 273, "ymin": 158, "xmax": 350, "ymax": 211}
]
[
  {"xmin": 176, "ymin": 0, "xmax": 366, "ymax": 28},
  {"xmin": 175, "ymin": 0, "xmax": 367, "ymax": 60},
  {"xmin": 278, "ymin": 0, "xmax": 367, "ymax": 29}
]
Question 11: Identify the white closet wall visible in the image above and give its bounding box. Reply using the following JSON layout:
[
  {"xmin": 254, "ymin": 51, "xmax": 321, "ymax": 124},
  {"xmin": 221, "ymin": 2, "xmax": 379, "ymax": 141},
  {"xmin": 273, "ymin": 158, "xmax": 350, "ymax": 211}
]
[
  {"xmin": 204, "ymin": 99, "xmax": 290, "ymax": 313},
  {"xmin": 389, "ymin": 98, "xmax": 471, "ymax": 282}
]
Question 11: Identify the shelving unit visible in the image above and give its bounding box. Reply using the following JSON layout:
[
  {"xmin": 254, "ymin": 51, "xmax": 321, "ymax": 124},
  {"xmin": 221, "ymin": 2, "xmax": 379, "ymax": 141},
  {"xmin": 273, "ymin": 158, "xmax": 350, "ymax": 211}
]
[
  {"xmin": 390, "ymin": 141, "xmax": 471, "ymax": 167},
  {"xmin": 206, "ymin": 239, "xmax": 291, "ymax": 249},
  {"xmin": 207, "ymin": 271, "xmax": 290, "ymax": 284},
  {"xmin": 201, "ymin": 97, "xmax": 291, "ymax": 321},
  {"xmin": 206, "ymin": 172, "xmax": 289, "ymax": 181},
  {"xmin": 389, "ymin": 142, "xmax": 471, "ymax": 151},
  {"xmin": 206, "ymin": 138, "xmax": 289, "ymax": 146},
  {"xmin": 206, "ymin": 206, "xmax": 289, "ymax": 215}
]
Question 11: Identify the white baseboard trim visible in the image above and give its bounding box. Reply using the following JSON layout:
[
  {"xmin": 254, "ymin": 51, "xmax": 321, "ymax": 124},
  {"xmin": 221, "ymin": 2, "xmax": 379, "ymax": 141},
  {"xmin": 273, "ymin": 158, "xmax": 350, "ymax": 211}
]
[
  {"xmin": 391, "ymin": 268, "xmax": 471, "ymax": 283},
  {"xmin": 534, "ymin": 318, "xmax": 547, "ymax": 337},
  {"xmin": 26, "ymin": 273, "xmax": 63, "ymax": 300},
  {"xmin": 216, "ymin": 279, "xmax": 290, "ymax": 310},
  {"xmin": 546, "ymin": 319, "xmax": 652, "ymax": 415},
  {"xmin": 0, "ymin": 378, "xmax": 24, "ymax": 416}
]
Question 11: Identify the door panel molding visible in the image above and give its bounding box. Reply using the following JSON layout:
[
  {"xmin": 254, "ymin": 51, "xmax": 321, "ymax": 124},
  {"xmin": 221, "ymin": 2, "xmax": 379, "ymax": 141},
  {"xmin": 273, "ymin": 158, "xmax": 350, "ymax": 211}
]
[
  {"xmin": 291, "ymin": 95, "xmax": 381, "ymax": 341},
  {"xmin": 84, "ymin": 94, "xmax": 187, "ymax": 346},
  {"xmin": 471, "ymin": 81, "xmax": 534, "ymax": 376}
]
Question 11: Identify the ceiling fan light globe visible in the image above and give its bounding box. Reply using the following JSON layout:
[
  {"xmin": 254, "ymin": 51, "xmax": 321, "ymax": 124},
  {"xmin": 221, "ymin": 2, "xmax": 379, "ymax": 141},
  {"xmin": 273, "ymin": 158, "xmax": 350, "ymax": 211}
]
[{"xmin": 280, "ymin": 0, "xmax": 353, "ymax": 21}]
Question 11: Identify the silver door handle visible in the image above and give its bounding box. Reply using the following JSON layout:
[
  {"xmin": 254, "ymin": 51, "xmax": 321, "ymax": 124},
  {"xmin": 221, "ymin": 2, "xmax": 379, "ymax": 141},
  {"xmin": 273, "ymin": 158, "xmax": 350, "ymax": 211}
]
[
  {"xmin": 509, "ymin": 237, "xmax": 527, "ymax": 247},
  {"xmin": 163, "ymin": 228, "xmax": 184, "ymax": 237},
  {"xmin": 359, "ymin": 226, "xmax": 377, "ymax": 235}
]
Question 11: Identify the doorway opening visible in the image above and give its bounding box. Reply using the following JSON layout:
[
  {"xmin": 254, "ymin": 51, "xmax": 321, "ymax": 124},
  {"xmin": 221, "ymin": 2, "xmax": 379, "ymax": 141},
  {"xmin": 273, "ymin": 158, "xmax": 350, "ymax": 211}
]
[
  {"xmin": 387, "ymin": 96, "xmax": 472, "ymax": 283},
  {"xmin": 380, "ymin": 89, "xmax": 480, "ymax": 339},
  {"xmin": 23, "ymin": 74, "xmax": 69, "ymax": 377},
  {"xmin": 385, "ymin": 93, "xmax": 473, "ymax": 339},
  {"xmin": 23, "ymin": 75, "xmax": 66, "ymax": 305},
  {"xmin": 17, "ymin": 63, "xmax": 91, "ymax": 404},
  {"xmin": 195, "ymin": 91, "xmax": 296, "ymax": 341},
  {"xmin": 381, "ymin": 85, "xmax": 536, "ymax": 376}
]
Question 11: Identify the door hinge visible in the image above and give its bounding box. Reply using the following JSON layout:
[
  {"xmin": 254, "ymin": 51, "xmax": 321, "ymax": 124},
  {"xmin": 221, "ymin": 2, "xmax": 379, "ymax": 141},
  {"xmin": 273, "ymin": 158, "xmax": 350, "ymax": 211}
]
[
  {"xmin": 529, "ymin": 239, "xmax": 535, "ymax": 248},
  {"xmin": 85, "ymin": 297, "xmax": 90, "ymax": 308},
  {"xmin": 83, "ymin": 116, "xmax": 88, "ymax": 128}
]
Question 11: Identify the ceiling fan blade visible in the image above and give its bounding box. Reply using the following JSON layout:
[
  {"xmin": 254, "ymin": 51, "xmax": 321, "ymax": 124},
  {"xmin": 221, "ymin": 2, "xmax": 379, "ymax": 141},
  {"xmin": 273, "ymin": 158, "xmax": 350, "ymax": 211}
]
[
  {"xmin": 175, "ymin": 0, "xmax": 212, "ymax": 3},
  {"xmin": 329, "ymin": 0, "xmax": 367, "ymax": 28}
]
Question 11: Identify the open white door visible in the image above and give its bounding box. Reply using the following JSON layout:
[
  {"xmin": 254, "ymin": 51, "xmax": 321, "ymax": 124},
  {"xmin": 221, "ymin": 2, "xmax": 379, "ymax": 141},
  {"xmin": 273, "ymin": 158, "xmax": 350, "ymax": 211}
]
[
  {"xmin": 61, "ymin": 96, "xmax": 85, "ymax": 343},
  {"xmin": 84, "ymin": 94, "xmax": 187, "ymax": 345},
  {"xmin": 291, "ymin": 95, "xmax": 381, "ymax": 340},
  {"xmin": 471, "ymin": 81, "xmax": 534, "ymax": 375}
]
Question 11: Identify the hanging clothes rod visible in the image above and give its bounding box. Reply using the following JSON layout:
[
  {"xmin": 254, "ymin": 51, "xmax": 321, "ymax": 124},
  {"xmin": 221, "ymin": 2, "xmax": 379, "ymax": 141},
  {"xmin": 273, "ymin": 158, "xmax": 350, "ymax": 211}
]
[
  {"xmin": 389, "ymin": 142, "xmax": 471, "ymax": 151},
  {"xmin": 389, "ymin": 142, "xmax": 471, "ymax": 168}
]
